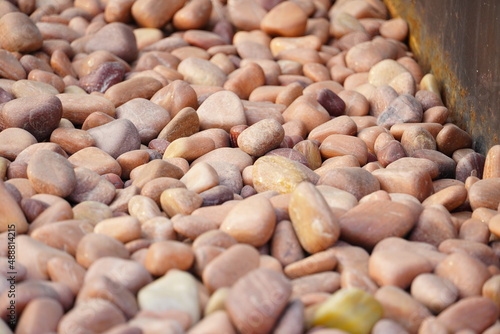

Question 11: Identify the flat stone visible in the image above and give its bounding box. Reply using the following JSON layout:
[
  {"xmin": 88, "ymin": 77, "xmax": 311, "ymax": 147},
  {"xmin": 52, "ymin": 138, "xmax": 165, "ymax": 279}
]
[
  {"xmin": 339, "ymin": 200, "xmax": 419, "ymax": 249},
  {"xmin": 76, "ymin": 233, "xmax": 129, "ymax": 269},
  {"xmin": 226, "ymin": 268, "xmax": 292, "ymax": 334},
  {"xmin": 0, "ymin": 128, "xmax": 37, "ymax": 161},
  {"xmin": 0, "ymin": 49, "xmax": 26, "ymax": 80},
  {"xmin": 372, "ymin": 168, "xmax": 433, "ymax": 202},
  {"xmin": 57, "ymin": 93, "xmax": 116, "ymax": 126},
  {"xmin": 437, "ymin": 297, "xmax": 499, "ymax": 333},
  {"xmin": 131, "ymin": 0, "xmax": 187, "ymax": 28},
  {"xmin": 318, "ymin": 167, "xmax": 380, "ymax": 200},
  {"xmin": 410, "ymin": 273, "xmax": 458, "ymax": 314}
]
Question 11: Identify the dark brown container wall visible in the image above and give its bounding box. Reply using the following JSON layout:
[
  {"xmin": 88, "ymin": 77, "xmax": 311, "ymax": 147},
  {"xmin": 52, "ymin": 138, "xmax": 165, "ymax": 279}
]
[{"xmin": 384, "ymin": 0, "xmax": 499, "ymax": 154}]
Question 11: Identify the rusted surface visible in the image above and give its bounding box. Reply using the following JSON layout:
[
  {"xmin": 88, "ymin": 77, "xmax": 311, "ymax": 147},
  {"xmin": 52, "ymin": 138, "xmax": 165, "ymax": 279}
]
[{"xmin": 385, "ymin": 0, "xmax": 499, "ymax": 154}]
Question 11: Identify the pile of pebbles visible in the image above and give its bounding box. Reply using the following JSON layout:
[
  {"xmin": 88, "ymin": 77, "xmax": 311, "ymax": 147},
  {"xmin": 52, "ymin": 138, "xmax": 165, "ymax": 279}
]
[{"xmin": 0, "ymin": 0, "xmax": 500, "ymax": 333}]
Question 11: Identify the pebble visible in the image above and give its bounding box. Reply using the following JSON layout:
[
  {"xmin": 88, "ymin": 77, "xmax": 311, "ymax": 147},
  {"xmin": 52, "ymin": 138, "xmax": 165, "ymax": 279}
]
[
  {"xmin": 47, "ymin": 256, "xmax": 86, "ymax": 295},
  {"xmin": 484, "ymin": 145, "xmax": 500, "ymax": 178},
  {"xmin": 226, "ymin": 268, "xmax": 292, "ymax": 334},
  {"xmin": 375, "ymin": 286, "xmax": 431, "ymax": 334},
  {"xmin": 380, "ymin": 17, "xmax": 408, "ymax": 41},
  {"xmin": 408, "ymin": 205, "xmax": 457, "ymax": 247},
  {"xmin": 224, "ymin": 62, "xmax": 266, "ymax": 99},
  {"xmin": 202, "ymin": 243, "xmax": 260, "ymax": 292},
  {"xmin": 158, "ymin": 107, "xmax": 200, "ymax": 142},
  {"xmin": 422, "ymin": 184, "xmax": 467, "ymax": 211},
  {"xmin": 284, "ymin": 248, "xmax": 337, "ymax": 279},
  {"xmin": 85, "ymin": 257, "xmax": 152, "ymax": 294},
  {"xmin": 57, "ymin": 93, "xmax": 116, "ymax": 125},
  {"xmin": 261, "ymin": 1, "xmax": 307, "ymax": 37},
  {"xmin": 180, "ymin": 162, "xmax": 219, "ymax": 193},
  {"xmin": 132, "ymin": 0, "xmax": 186, "ymax": 28},
  {"xmin": 289, "ymin": 182, "xmax": 340, "ymax": 253},
  {"xmin": 104, "ymin": 76, "xmax": 163, "ymax": 107},
  {"xmin": 58, "ymin": 299, "xmax": 126, "ymax": 334},
  {"xmin": 0, "ymin": 94, "xmax": 62, "ymax": 141},
  {"xmin": 308, "ymin": 116, "xmax": 358, "ymax": 143},
  {"xmin": 468, "ymin": 177, "xmax": 500, "ymax": 210},
  {"xmin": 318, "ymin": 167, "xmax": 380, "ymax": 200},
  {"xmin": 412, "ymin": 149, "xmax": 457, "ymax": 179},
  {"xmin": 192, "ymin": 147, "xmax": 252, "ymax": 172},
  {"xmin": 369, "ymin": 249, "xmax": 433, "ymax": 289},
  {"xmin": 252, "ymin": 155, "xmax": 320, "ymax": 194},
  {"xmin": 87, "ymin": 119, "xmax": 141, "ymax": 159},
  {"xmin": 372, "ymin": 168, "xmax": 433, "ymax": 202},
  {"xmin": 188, "ymin": 310, "xmax": 236, "ymax": 334},
  {"xmin": 79, "ymin": 61, "xmax": 126, "ymax": 94},
  {"xmin": 436, "ymin": 123, "xmax": 473, "ymax": 156},
  {"xmin": 400, "ymin": 126, "xmax": 437, "ymax": 156},
  {"xmin": 204, "ymin": 161, "xmax": 243, "ymax": 194},
  {"xmin": 163, "ymin": 136, "xmax": 215, "ymax": 161},
  {"xmin": 237, "ymin": 118, "xmax": 285, "ymax": 156},
  {"xmin": 220, "ymin": 195, "xmax": 276, "ymax": 247},
  {"xmin": 410, "ymin": 273, "xmax": 458, "ymax": 314},
  {"xmin": 345, "ymin": 38, "xmax": 397, "ymax": 73},
  {"xmin": 94, "ymin": 216, "xmax": 141, "ymax": 243},
  {"xmin": 76, "ymin": 233, "xmax": 129, "ymax": 269},
  {"xmin": 312, "ymin": 288, "xmax": 383, "ymax": 334},
  {"xmin": 50, "ymin": 128, "xmax": 96, "ymax": 155},
  {"xmin": 339, "ymin": 200, "xmax": 419, "ymax": 249},
  {"xmin": 320, "ymin": 134, "xmax": 369, "ymax": 166},
  {"xmin": 16, "ymin": 297, "xmax": 64, "ymax": 334},
  {"xmin": 435, "ymin": 252, "xmax": 491, "ymax": 298},
  {"xmin": 0, "ymin": 49, "xmax": 26, "ymax": 80},
  {"xmin": 455, "ymin": 152, "xmax": 485, "ymax": 182},
  {"xmin": 283, "ymin": 95, "xmax": 331, "ymax": 133},
  {"xmin": 178, "ymin": 57, "xmax": 227, "ymax": 87},
  {"xmin": 0, "ymin": 12, "xmax": 43, "ymax": 53},
  {"xmin": 68, "ymin": 167, "xmax": 117, "ymax": 205},
  {"xmin": 436, "ymin": 296, "xmax": 499, "ymax": 333},
  {"xmin": 31, "ymin": 219, "xmax": 93, "ymax": 256},
  {"xmin": 116, "ymin": 98, "xmax": 170, "ymax": 144},
  {"xmin": 85, "ymin": 22, "xmax": 138, "ymax": 62},
  {"xmin": 77, "ymin": 276, "xmax": 139, "ymax": 319},
  {"xmin": 68, "ymin": 147, "xmax": 122, "ymax": 176},
  {"xmin": 196, "ymin": 90, "xmax": 246, "ymax": 131},
  {"xmin": 138, "ymin": 268, "xmax": 199, "ymax": 324},
  {"xmin": 27, "ymin": 150, "xmax": 76, "ymax": 197},
  {"xmin": 160, "ymin": 188, "xmax": 203, "ymax": 217},
  {"xmin": 0, "ymin": 128, "xmax": 37, "ymax": 161},
  {"xmin": 368, "ymin": 59, "xmax": 410, "ymax": 87},
  {"xmin": 11, "ymin": 79, "xmax": 59, "ymax": 97},
  {"xmin": 132, "ymin": 160, "xmax": 184, "ymax": 189},
  {"xmin": 377, "ymin": 94, "xmax": 423, "ymax": 128},
  {"xmin": 271, "ymin": 220, "xmax": 305, "ymax": 267}
]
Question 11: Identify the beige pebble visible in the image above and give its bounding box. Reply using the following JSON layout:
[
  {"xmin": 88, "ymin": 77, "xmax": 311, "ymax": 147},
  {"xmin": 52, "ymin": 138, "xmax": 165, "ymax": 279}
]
[
  {"xmin": 94, "ymin": 216, "xmax": 141, "ymax": 243},
  {"xmin": 435, "ymin": 252, "xmax": 491, "ymax": 298},
  {"xmin": 484, "ymin": 145, "xmax": 500, "ymax": 178},
  {"xmin": 76, "ymin": 233, "xmax": 129, "ymax": 269},
  {"xmin": 469, "ymin": 178, "xmax": 500, "ymax": 210},
  {"xmin": 160, "ymin": 188, "xmax": 203, "ymax": 217},
  {"xmin": 375, "ymin": 286, "xmax": 431, "ymax": 334},
  {"xmin": 410, "ymin": 273, "xmax": 458, "ymax": 314},
  {"xmin": 408, "ymin": 205, "xmax": 457, "ymax": 247},
  {"xmin": 437, "ymin": 296, "xmax": 499, "ymax": 333},
  {"xmin": 163, "ymin": 136, "xmax": 215, "ymax": 161},
  {"xmin": 261, "ymin": 1, "xmax": 307, "ymax": 37},
  {"xmin": 196, "ymin": 90, "xmax": 246, "ymax": 131},
  {"xmin": 144, "ymin": 240, "xmax": 194, "ymax": 276},
  {"xmin": 16, "ymin": 297, "xmax": 64, "ymax": 334},
  {"xmin": 220, "ymin": 195, "xmax": 276, "ymax": 247},
  {"xmin": 369, "ymin": 248, "xmax": 433, "ymax": 289},
  {"xmin": 289, "ymin": 182, "xmax": 340, "ymax": 253},
  {"xmin": 0, "ymin": 12, "xmax": 43, "ymax": 53}
]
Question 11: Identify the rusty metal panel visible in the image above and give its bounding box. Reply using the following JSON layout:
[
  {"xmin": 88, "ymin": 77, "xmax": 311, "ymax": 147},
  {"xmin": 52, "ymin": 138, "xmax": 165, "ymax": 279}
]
[{"xmin": 384, "ymin": 0, "xmax": 499, "ymax": 154}]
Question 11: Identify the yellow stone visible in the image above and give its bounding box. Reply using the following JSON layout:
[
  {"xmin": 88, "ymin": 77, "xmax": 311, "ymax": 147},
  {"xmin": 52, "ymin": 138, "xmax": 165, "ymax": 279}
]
[
  {"xmin": 312, "ymin": 288, "xmax": 383, "ymax": 334},
  {"xmin": 252, "ymin": 155, "xmax": 319, "ymax": 194},
  {"xmin": 419, "ymin": 73, "xmax": 440, "ymax": 96}
]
